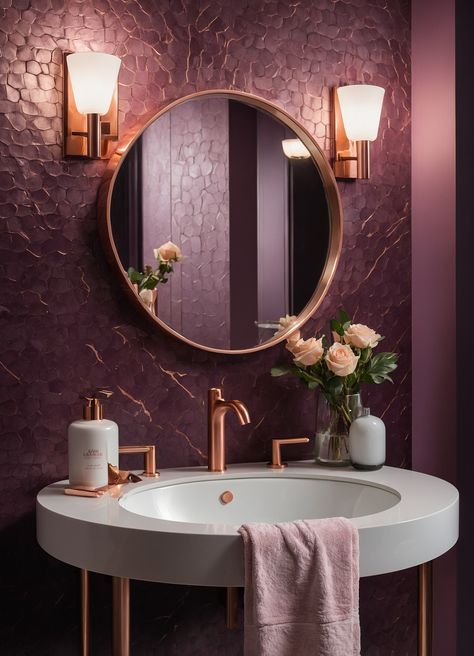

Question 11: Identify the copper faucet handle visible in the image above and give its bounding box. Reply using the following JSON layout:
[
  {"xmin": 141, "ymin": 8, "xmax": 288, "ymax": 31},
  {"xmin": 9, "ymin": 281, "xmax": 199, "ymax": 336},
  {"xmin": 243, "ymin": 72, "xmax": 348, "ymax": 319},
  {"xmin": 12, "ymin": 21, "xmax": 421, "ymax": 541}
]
[
  {"xmin": 118, "ymin": 445, "xmax": 160, "ymax": 478},
  {"xmin": 268, "ymin": 437, "xmax": 310, "ymax": 470}
]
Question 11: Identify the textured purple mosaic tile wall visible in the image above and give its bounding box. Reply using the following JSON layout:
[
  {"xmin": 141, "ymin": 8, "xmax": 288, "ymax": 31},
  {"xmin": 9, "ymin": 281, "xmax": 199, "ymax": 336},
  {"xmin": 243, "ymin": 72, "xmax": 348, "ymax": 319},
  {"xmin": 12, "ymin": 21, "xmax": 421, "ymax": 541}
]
[
  {"xmin": 141, "ymin": 96, "xmax": 231, "ymax": 348},
  {"xmin": 0, "ymin": 0, "xmax": 413, "ymax": 654}
]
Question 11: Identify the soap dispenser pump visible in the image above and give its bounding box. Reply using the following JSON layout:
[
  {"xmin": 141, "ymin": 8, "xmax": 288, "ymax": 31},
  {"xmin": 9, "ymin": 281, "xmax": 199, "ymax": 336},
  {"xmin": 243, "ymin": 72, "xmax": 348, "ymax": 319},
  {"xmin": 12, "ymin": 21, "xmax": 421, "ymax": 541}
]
[{"xmin": 68, "ymin": 390, "xmax": 119, "ymax": 487}]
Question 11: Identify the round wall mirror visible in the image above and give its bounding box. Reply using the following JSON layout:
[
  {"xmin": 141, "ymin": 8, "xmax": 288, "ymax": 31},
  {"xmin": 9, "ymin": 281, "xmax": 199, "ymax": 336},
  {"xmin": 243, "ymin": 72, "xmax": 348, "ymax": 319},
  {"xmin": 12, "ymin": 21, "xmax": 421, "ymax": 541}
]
[{"xmin": 98, "ymin": 91, "xmax": 342, "ymax": 354}]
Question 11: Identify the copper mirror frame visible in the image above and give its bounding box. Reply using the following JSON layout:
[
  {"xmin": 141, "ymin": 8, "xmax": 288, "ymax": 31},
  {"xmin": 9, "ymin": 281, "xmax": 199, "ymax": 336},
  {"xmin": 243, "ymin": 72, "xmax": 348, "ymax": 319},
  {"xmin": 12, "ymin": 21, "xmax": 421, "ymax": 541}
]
[{"xmin": 97, "ymin": 90, "xmax": 343, "ymax": 355}]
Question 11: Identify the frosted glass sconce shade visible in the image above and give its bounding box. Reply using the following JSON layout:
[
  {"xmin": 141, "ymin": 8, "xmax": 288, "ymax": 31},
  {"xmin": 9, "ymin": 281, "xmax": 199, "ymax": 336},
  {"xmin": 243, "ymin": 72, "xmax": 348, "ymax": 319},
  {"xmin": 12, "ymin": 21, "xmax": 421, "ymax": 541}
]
[
  {"xmin": 281, "ymin": 139, "xmax": 311, "ymax": 159},
  {"xmin": 64, "ymin": 52, "xmax": 121, "ymax": 159},
  {"xmin": 336, "ymin": 84, "xmax": 385, "ymax": 142},
  {"xmin": 67, "ymin": 52, "xmax": 121, "ymax": 116},
  {"xmin": 333, "ymin": 84, "xmax": 385, "ymax": 179}
]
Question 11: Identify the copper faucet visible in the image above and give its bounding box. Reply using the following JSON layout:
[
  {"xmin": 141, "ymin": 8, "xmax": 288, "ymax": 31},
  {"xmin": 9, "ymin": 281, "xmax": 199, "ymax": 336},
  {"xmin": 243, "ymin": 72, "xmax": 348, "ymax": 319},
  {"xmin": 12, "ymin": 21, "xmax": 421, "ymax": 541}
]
[
  {"xmin": 267, "ymin": 437, "xmax": 310, "ymax": 469},
  {"xmin": 208, "ymin": 388, "xmax": 251, "ymax": 472}
]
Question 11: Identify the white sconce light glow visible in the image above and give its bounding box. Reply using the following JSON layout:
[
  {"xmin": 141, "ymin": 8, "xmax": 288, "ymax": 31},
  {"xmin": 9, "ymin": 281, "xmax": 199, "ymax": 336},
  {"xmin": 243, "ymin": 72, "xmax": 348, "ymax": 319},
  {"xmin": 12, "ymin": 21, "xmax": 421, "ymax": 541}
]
[
  {"xmin": 333, "ymin": 83, "xmax": 385, "ymax": 179},
  {"xmin": 64, "ymin": 51, "xmax": 121, "ymax": 160},
  {"xmin": 336, "ymin": 84, "xmax": 385, "ymax": 142},
  {"xmin": 67, "ymin": 52, "xmax": 121, "ymax": 116},
  {"xmin": 281, "ymin": 138, "xmax": 311, "ymax": 160}
]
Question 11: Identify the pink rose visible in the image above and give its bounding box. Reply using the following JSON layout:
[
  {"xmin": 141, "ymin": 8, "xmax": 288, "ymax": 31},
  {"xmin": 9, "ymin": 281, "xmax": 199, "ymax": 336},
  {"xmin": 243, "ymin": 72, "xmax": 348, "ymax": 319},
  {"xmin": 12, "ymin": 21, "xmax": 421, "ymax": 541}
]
[
  {"xmin": 286, "ymin": 330, "xmax": 301, "ymax": 346},
  {"xmin": 344, "ymin": 323, "xmax": 381, "ymax": 349},
  {"xmin": 287, "ymin": 336, "xmax": 324, "ymax": 366},
  {"xmin": 325, "ymin": 343, "xmax": 359, "ymax": 376},
  {"xmin": 154, "ymin": 241, "xmax": 182, "ymax": 262},
  {"xmin": 332, "ymin": 331, "xmax": 341, "ymax": 343}
]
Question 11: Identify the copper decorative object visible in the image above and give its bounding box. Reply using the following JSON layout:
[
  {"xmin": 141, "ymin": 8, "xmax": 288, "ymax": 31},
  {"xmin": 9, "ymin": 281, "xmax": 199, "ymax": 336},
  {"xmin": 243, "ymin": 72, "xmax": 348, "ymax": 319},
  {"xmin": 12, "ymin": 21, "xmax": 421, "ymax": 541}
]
[{"xmin": 267, "ymin": 437, "xmax": 310, "ymax": 469}]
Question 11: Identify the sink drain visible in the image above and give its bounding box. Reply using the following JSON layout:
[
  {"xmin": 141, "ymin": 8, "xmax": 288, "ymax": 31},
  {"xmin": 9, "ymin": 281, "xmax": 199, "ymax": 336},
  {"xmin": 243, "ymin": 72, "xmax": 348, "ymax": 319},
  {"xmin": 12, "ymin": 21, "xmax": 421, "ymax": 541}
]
[{"xmin": 220, "ymin": 490, "xmax": 234, "ymax": 505}]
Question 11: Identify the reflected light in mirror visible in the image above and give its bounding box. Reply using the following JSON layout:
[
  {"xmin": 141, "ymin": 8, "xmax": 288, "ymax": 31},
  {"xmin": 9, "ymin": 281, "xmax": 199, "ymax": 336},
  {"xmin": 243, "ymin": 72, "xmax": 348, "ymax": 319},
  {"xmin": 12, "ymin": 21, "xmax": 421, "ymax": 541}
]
[
  {"xmin": 67, "ymin": 52, "xmax": 121, "ymax": 115},
  {"xmin": 336, "ymin": 84, "xmax": 385, "ymax": 141},
  {"xmin": 281, "ymin": 138, "xmax": 311, "ymax": 159}
]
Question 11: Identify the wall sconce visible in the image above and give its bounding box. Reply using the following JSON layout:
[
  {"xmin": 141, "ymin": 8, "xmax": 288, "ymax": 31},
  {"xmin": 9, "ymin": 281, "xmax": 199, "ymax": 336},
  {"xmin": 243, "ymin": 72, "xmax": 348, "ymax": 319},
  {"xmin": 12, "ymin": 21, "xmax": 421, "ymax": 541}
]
[
  {"xmin": 281, "ymin": 138, "xmax": 311, "ymax": 160},
  {"xmin": 63, "ymin": 52, "xmax": 121, "ymax": 159},
  {"xmin": 333, "ymin": 84, "xmax": 385, "ymax": 179}
]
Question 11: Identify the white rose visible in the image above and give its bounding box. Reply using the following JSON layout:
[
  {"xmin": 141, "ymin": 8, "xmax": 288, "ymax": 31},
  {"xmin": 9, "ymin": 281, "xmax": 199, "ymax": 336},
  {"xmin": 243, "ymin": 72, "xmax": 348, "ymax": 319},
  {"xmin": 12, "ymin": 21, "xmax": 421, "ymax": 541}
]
[
  {"xmin": 154, "ymin": 241, "xmax": 182, "ymax": 262},
  {"xmin": 325, "ymin": 343, "xmax": 359, "ymax": 377},
  {"xmin": 287, "ymin": 336, "xmax": 324, "ymax": 366},
  {"xmin": 344, "ymin": 323, "xmax": 381, "ymax": 349}
]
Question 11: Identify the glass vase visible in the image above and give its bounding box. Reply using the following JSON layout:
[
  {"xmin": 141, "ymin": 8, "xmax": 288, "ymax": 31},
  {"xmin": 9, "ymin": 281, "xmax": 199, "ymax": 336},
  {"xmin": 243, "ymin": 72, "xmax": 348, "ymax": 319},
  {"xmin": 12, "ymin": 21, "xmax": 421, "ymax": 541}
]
[{"xmin": 314, "ymin": 393, "xmax": 361, "ymax": 467}]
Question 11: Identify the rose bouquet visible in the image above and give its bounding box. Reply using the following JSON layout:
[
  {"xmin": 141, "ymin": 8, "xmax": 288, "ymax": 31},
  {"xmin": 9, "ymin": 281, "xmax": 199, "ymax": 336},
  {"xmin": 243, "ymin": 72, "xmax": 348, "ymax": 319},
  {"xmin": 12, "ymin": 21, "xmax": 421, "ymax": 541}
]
[
  {"xmin": 271, "ymin": 310, "xmax": 398, "ymax": 433},
  {"xmin": 127, "ymin": 241, "xmax": 182, "ymax": 311}
]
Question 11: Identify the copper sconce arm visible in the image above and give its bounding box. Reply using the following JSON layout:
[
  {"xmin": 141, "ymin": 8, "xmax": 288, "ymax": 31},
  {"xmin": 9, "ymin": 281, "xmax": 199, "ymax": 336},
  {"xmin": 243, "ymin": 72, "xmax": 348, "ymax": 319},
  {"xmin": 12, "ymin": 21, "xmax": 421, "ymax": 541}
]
[
  {"xmin": 267, "ymin": 437, "xmax": 310, "ymax": 469},
  {"xmin": 118, "ymin": 445, "xmax": 159, "ymax": 478}
]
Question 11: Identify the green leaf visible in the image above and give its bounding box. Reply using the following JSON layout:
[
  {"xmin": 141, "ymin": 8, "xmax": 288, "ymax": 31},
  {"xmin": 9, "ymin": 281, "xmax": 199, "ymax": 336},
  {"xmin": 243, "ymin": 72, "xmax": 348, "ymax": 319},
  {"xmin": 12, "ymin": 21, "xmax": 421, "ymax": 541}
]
[
  {"xmin": 307, "ymin": 381, "xmax": 319, "ymax": 389},
  {"xmin": 327, "ymin": 376, "xmax": 343, "ymax": 396},
  {"xmin": 330, "ymin": 319, "xmax": 343, "ymax": 335},
  {"xmin": 345, "ymin": 373, "xmax": 357, "ymax": 389},
  {"xmin": 127, "ymin": 268, "xmax": 144, "ymax": 284},
  {"xmin": 338, "ymin": 309, "xmax": 351, "ymax": 325},
  {"xmin": 366, "ymin": 352, "xmax": 398, "ymax": 382},
  {"xmin": 271, "ymin": 366, "xmax": 291, "ymax": 377},
  {"xmin": 359, "ymin": 347, "xmax": 371, "ymax": 363},
  {"xmin": 142, "ymin": 274, "xmax": 160, "ymax": 290}
]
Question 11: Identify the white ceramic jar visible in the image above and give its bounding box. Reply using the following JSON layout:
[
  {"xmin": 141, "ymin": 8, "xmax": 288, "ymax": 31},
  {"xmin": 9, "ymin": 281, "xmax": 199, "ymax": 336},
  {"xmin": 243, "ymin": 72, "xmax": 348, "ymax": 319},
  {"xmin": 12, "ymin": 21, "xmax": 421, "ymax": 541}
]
[{"xmin": 349, "ymin": 408, "xmax": 385, "ymax": 471}]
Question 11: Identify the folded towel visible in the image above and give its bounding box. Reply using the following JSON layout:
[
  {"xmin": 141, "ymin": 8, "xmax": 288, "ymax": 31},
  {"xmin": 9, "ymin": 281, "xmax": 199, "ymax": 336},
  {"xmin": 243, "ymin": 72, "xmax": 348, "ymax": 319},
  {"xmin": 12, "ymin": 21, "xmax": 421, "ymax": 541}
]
[{"xmin": 238, "ymin": 517, "xmax": 360, "ymax": 656}]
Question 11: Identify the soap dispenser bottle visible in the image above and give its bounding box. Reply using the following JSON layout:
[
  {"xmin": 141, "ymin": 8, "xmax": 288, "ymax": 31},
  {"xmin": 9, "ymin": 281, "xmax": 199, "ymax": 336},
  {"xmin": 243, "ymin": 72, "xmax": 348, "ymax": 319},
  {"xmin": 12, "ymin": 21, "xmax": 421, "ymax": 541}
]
[
  {"xmin": 349, "ymin": 407, "xmax": 385, "ymax": 471},
  {"xmin": 68, "ymin": 390, "xmax": 119, "ymax": 487}
]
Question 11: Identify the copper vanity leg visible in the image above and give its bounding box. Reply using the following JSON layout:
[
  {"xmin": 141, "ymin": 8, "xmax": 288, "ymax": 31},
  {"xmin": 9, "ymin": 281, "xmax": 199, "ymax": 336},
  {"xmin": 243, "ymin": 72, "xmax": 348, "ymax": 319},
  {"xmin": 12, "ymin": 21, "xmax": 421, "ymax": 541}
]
[
  {"xmin": 113, "ymin": 577, "xmax": 130, "ymax": 656},
  {"xmin": 226, "ymin": 587, "xmax": 239, "ymax": 629},
  {"xmin": 81, "ymin": 569, "xmax": 89, "ymax": 656},
  {"xmin": 418, "ymin": 562, "xmax": 433, "ymax": 656}
]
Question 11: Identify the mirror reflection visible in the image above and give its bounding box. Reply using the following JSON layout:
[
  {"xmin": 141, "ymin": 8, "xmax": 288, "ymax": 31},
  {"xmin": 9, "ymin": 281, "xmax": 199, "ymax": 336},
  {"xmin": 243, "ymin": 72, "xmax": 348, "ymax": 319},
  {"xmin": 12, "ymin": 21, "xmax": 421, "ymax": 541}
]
[{"xmin": 110, "ymin": 96, "xmax": 330, "ymax": 351}]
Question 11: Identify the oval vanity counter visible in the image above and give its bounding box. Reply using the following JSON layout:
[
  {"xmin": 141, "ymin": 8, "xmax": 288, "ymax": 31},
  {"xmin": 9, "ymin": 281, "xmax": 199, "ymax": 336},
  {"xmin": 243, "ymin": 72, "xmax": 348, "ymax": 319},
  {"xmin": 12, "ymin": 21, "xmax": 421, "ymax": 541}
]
[{"xmin": 37, "ymin": 463, "xmax": 459, "ymax": 587}]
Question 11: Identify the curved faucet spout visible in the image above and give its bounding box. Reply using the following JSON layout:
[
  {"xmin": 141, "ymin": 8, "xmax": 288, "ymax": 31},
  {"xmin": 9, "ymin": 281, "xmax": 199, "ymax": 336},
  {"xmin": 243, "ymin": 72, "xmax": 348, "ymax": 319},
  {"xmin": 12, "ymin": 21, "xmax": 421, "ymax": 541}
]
[
  {"xmin": 208, "ymin": 388, "xmax": 251, "ymax": 472},
  {"xmin": 222, "ymin": 400, "xmax": 251, "ymax": 426}
]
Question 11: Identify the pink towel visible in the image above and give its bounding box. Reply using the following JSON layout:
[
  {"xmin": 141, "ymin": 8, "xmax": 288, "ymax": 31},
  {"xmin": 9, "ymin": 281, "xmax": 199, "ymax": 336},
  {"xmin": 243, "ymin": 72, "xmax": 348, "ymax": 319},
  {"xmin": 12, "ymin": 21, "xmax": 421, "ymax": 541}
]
[{"xmin": 238, "ymin": 518, "xmax": 360, "ymax": 656}]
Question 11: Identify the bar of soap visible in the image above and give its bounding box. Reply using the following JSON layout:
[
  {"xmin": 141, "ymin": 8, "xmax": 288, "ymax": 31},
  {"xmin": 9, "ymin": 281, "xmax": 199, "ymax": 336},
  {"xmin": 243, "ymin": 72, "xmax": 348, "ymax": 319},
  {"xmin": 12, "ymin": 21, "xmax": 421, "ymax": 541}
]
[{"xmin": 64, "ymin": 488, "xmax": 103, "ymax": 498}]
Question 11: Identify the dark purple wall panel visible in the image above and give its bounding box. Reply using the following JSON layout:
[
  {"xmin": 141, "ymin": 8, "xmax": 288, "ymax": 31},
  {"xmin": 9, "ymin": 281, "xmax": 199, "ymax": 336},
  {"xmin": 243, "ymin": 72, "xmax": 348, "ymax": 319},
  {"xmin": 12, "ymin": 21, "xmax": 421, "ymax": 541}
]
[{"xmin": 0, "ymin": 0, "xmax": 412, "ymax": 653}]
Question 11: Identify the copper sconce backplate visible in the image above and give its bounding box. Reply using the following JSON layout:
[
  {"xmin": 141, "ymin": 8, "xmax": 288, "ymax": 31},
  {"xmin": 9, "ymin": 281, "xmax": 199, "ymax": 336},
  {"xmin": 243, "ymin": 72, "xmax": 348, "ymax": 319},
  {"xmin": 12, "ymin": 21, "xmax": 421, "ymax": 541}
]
[{"xmin": 332, "ymin": 87, "xmax": 358, "ymax": 179}]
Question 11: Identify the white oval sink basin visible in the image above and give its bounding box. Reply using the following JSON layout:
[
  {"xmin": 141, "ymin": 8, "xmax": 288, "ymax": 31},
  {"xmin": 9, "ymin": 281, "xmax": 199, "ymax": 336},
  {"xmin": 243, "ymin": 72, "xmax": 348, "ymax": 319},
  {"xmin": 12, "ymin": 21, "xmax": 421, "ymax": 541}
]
[
  {"xmin": 120, "ymin": 477, "xmax": 400, "ymax": 525},
  {"xmin": 36, "ymin": 462, "xmax": 459, "ymax": 586}
]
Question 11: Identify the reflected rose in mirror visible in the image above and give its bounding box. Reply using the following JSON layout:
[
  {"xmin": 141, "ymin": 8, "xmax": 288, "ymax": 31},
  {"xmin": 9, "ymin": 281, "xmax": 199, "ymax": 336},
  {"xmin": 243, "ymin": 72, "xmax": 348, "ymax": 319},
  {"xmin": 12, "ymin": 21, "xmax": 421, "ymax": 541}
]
[
  {"xmin": 274, "ymin": 314, "xmax": 300, "ymax": 345},
  {"xmin": 127, "ymin": 241, "xmax": 182, "ymax": 316},
  {"xmin": 154, "ymin": 241, "xmax": 183, "ymax": 263}
]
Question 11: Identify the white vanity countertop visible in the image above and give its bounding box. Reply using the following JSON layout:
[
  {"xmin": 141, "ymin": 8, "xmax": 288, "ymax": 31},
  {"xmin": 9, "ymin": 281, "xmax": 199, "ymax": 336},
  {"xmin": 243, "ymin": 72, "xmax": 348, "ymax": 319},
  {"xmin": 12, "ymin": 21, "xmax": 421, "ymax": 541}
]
[{"xmin": 36, "ymin": 462, "xmax": 459, "ymax": 585}]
